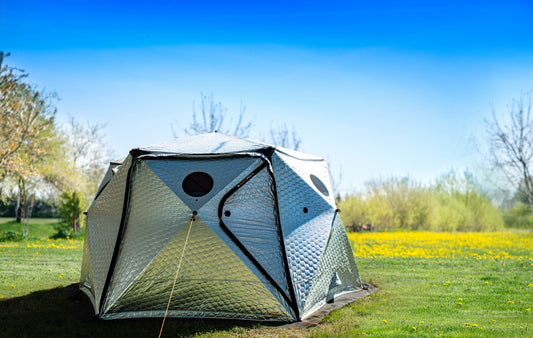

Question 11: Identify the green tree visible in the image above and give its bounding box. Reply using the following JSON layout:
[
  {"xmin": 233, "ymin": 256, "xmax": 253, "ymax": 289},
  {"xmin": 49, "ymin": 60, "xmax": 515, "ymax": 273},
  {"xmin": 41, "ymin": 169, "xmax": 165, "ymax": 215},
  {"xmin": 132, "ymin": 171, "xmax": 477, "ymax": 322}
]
[
  {"xmin": 56, "ymin": 190, "xmax": 84, "ymax": 236},
  {"xmin": 0, "ymin": 52, "xmax": 59, "ymax": 222}
]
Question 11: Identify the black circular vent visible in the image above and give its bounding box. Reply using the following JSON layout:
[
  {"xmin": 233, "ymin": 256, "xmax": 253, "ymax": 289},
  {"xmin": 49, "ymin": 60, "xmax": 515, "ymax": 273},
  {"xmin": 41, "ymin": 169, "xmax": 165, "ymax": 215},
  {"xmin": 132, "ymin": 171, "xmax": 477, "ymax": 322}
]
[
  {"xmin": 310, "ymin": 174, "xmax": 329, "ymax": 197},
  {"xmin": 182, "ymin": 172, "xmax": 214, "ymax": 197}
]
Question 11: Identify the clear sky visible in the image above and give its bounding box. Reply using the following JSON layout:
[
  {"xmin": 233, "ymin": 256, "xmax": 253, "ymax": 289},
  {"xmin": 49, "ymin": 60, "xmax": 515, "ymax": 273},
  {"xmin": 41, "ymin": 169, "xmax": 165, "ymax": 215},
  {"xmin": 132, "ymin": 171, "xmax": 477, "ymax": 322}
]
[{"xmin": 2, "ymin": 0, "xmax": 533, "ymax": 193}]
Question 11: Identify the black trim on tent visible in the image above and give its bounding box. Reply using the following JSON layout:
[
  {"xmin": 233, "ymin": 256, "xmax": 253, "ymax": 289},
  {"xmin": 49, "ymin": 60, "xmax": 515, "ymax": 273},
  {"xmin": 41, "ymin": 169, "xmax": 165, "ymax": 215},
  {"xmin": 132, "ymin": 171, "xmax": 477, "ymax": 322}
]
[
  {"xmin": 99, "ymin": 150, "xmax": 141, "ymax": 315},
  {"xmin": 217, "ymin": 159, "xmax": 300, "ymax": 319},
  {"xmin": 93, "ymin": 181, "xmax": 110, "ymax": 201},
  {"xmin": 265, "ymin": 156, "xmax": 300, "ymax": 320}
]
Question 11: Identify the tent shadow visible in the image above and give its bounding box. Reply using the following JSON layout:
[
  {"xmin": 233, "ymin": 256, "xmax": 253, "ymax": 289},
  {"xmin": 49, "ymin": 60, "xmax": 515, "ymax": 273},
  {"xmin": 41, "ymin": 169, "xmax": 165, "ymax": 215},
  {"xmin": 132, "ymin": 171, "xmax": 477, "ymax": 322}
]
[{"xmin": 0, "ymin": 283, "xmax": 280, "ymax": 337}]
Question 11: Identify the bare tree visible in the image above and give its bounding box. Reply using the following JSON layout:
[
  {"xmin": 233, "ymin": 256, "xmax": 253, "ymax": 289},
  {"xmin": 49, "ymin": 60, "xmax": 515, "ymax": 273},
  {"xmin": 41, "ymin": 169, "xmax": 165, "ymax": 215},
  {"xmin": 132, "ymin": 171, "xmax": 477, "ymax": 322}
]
[
  {"xmin": 175, "ymin": 93, "xmax": 253, "ymax": 138},
  {"xmin": 486, "ymin": 93, "xmax": 533, "ymax": 209},
  {"xmin": 269, "ymin": 123, "xmax": 302, "ymax": 151}
]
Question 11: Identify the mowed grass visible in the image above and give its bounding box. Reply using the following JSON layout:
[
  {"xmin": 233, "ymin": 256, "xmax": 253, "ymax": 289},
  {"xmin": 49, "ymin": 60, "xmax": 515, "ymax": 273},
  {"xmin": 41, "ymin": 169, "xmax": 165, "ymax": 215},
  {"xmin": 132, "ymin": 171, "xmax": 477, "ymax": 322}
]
[
  {"xmin": 0, "ymin": 231, "xmax": 531, "ymax": 337},
  {"xmin": 0, "ymin": 217, "xmax": 62, "ymax": 239}
]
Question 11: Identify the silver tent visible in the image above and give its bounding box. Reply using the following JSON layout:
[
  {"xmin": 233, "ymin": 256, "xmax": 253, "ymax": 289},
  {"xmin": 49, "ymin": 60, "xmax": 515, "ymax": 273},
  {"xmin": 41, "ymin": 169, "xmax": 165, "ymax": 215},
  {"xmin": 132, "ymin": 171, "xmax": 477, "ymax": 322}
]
[{"xmin": 79, "ymin": 133, "xmax": 362, "ymax": 321}]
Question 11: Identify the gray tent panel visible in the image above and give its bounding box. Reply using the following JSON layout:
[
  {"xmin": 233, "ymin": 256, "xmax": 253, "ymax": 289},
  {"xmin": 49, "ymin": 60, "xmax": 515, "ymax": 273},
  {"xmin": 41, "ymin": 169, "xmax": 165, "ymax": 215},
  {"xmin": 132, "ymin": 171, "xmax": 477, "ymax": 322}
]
[
  {"xmin": 198, "ymin": 159, "xmax": 295, "ymax": 316},
  {"xmin": 94, "ymin": 159, "xmax": 124, "ymax": 199},
  {"xmin": 139, "ymin": 133, "xmax": 268, "ymax": 155},
  {"xmin": 79, "ymin": 222, "xmax": 95, "ymax": 302},
  {"xmin": 302, "ymin": 213, "xmax": 362, "ymax": 317},
  {"xmin": 221, "ymin": 167, "xmax": 289, "ymax": 297},
  {"xmin": 103, "ymin": 217, "xmax": 292, "ymax": 321},
  {"xmin": 272, "ymin": 151, "xmax": 335, "ymax": 312},
  {"xmin": 83, "ymin": 155, "xmax": 132, "ymax": 313},
  {"xmin": 146, "ymin": 157, "xmax": 259, "ymax": 211},
  {"xmin": 102, "ymin": 162, "xmax": 193, "ymax": 312},
  {"xmin": 273, "ymin": 150, "xmax": 336, "ymax": 208}
]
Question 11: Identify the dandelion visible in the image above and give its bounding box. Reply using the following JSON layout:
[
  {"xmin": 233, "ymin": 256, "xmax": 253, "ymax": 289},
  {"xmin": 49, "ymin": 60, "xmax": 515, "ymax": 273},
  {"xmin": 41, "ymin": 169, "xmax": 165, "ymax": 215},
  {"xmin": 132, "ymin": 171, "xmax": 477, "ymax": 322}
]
[
  {"xmin": 10, "ymin": 285, "xmax": 14, "ymax": 288},
  {"xmin": 458, "ymin": 298, "xmax": 463, "ymax": 301},
  {"xmin": 484, "ymin": 281, "xmax": 489, "ymax": 285},
  {"xmin": 382, "ymin": 319, "xmax": 388, "ymax": 324},
  {"xmin": 526, "ymin": 308, "xmax": 531, "ymax": 312},
  {"xmin": 419, "ymin": 320, "xmax": 425, "ymax": 325},
  {"xmin": 412, "ymin": 326, "xmax": 417, "ymax": 331}
]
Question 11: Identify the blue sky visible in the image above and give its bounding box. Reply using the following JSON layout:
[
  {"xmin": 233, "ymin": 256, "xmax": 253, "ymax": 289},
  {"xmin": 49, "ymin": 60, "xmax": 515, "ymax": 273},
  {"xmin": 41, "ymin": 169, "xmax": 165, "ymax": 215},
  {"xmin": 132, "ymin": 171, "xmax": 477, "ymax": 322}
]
[{"xmin": 2, "ymin": 0, "xmax": 533, "ymax": 192}]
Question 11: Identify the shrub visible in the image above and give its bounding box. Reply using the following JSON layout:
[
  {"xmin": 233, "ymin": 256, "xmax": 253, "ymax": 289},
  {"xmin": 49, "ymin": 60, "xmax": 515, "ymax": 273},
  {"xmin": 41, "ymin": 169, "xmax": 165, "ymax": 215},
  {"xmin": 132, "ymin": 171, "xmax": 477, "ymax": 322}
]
[
  {"xmin": 0, "ymin": 231, "xmax": 25, "ymax": 242},
  {"xmin": 503, "ymin": 202, "xmax": 533, "ymax": 229},
  {"xmin": 51, "ymin": 190, "xmax": 85, "ymax": 238},
  {"xmin": 340, "ymin": 171, "xmax": 504, "ymax": 232},
  {"xmin": 49, "ymin": 228, "xmax": 72, "ymax": 239}
]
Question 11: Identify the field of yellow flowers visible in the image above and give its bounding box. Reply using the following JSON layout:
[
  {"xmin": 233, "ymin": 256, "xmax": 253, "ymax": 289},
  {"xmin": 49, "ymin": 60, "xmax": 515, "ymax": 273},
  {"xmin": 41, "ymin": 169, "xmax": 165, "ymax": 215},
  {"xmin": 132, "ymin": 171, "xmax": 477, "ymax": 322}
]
[
  {"xmin": 348, "ymin": 231, "xmax": 532, "ymax": 260},
  {"xmin": 0, "ymin": 231, "xmax": 531, "ymax": 337}
]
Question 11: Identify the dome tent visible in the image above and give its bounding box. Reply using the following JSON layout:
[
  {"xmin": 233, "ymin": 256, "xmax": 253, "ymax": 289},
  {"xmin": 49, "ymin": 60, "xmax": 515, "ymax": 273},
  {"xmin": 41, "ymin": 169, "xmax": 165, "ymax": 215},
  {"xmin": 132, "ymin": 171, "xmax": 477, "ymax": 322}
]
[{"xmin": 79, "ymin": 132, "xmax": 362, "ymax": 321}]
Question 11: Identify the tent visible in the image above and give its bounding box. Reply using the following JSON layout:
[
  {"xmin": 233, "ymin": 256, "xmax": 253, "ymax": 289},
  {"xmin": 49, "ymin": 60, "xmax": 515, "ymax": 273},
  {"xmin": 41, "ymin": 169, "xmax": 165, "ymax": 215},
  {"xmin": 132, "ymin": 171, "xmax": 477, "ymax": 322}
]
[{"xmin": 79, "ymin": 132, "xmax": 362, "ymax": 321}]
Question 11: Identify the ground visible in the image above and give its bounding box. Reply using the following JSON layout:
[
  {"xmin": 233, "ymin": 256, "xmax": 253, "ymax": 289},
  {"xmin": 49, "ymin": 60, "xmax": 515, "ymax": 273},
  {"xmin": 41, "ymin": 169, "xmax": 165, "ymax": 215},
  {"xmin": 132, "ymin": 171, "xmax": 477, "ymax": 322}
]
[{"xmin": 0, "ymin": 218, "xmax": 531, "ymax": 337}]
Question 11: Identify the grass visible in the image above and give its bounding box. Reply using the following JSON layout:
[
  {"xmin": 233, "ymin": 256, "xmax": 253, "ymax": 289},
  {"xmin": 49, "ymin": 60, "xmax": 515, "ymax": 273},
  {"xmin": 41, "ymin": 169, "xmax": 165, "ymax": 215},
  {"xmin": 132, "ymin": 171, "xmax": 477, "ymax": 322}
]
[
  {"xmin": 0, "ymin": 230, "xmax": 531, "ymax": 337},
  {"xmin": 0, "ymin": 217, "xmax": 62, "ymax": 239}
]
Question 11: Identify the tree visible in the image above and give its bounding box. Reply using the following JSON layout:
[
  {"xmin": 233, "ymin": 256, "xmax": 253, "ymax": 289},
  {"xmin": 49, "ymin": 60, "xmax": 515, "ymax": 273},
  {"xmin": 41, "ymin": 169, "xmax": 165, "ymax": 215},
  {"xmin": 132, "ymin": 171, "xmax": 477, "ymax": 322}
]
[
  {"xmin": 57, "ymin": 189, "xmax": 84, "ymax": 236},
  {"xmin": 486, "ymin": 93, "xmax": 533, "ymax": 209},
  {"xmin": 42, "ymin": 116, "xmax": 110, "ymax": 234},
  {"xmin": 176, "ymin": 93, "xmax": 304, "ymax": 152},
  {"xmin": 0, "ymin": 52, "xmax": 57, "ymax": 179},
  {"xmin": 0, "ymin": 51, "xmax": 59, "ymax": 222},
  {"xmin": 175, "ymin": 93, "xmax": 253, "ymax": 137},
  {"xmin": 269, "ymin": 123, "xmax": 302, "ymax": 151}
]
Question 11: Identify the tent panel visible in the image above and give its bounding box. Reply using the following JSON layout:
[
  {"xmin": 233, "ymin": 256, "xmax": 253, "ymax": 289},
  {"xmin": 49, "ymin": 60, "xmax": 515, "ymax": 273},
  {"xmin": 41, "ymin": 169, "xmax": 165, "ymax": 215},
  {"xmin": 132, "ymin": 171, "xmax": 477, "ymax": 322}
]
[
  {"xmin": 272, "ymin": 151, "xmax": 336, "ymax": 312},
  {"xmin": 302, "ymin": 213, "xmax": 362, "ymax": 317},
  {"xmin": 139, "ymin": 132, "xmax": 268, "ymax": 155},
  {"xmin": 221, "ymin": 167, "xmax": 289, "ymax": 296},
  {"xmin": 79, "ymin": 222, "xmax": 96, "ymax": 311},
  {"xmin": 102, "ymin": 162, "xmax": 193, "ymax": 311},
  {"xmin": 273, "ymin": 150, "xmax": 336, "ymax": 208},
  {"xmin": 94, "ymin": 160, "xmax": 122, "ymax": 199},
  {"xmin": 199, "ymin": 161, "xmax": 295, "ymax": 316},
  {"xmin": 104, "ymin": 218, "xmax": 293, "ymax": 321},
  {"xmin": 84, "ymin": 155, "xmax": 131, "ymax": 311},
  {"xmin": 146, "ymin": 157, "xmax": 260, "ymax": 211}
]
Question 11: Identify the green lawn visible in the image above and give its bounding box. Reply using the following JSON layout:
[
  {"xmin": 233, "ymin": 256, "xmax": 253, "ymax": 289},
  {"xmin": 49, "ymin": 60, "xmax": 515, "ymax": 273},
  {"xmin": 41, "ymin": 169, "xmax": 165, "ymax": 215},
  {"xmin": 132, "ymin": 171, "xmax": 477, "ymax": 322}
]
[
  {"xmin": 0, "ymin": 217, "xmax": 62, "ymax": 239},
  {"xmin": 0, "ymin": 231, "xmax": 531, "ymax": 337}
]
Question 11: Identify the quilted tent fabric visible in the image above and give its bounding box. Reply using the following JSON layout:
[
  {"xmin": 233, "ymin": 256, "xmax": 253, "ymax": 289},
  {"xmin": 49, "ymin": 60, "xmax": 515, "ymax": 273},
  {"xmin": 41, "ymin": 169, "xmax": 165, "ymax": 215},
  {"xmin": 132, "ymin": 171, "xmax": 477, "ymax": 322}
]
[{"xmin": 80, "ymin": 132, "xmax": 362, "ymax": 322}]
